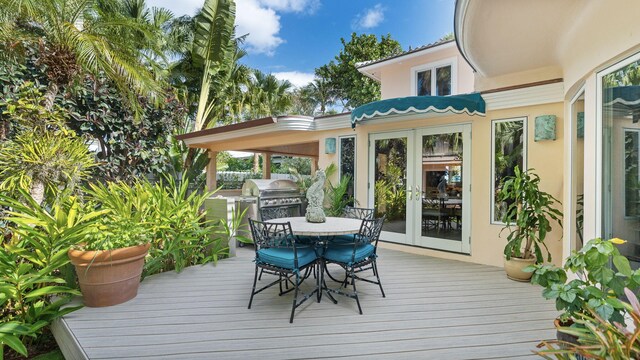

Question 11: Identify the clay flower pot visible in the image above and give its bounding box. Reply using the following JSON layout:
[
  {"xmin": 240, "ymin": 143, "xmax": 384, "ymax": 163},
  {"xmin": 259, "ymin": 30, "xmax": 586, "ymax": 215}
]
[
  {"xmin": 68, "ymin": 243, "xmax": 150, "ymax": 307},
  {"xmin": 503, "ymin": 255, "xmax": 536, "ymax": 282}
]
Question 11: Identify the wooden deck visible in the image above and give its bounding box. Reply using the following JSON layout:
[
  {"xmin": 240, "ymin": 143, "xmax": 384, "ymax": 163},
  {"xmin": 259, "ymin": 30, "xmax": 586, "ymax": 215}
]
[{"xmin": 52, "ymin": 246, "xmax": 558, "ymax": 359}]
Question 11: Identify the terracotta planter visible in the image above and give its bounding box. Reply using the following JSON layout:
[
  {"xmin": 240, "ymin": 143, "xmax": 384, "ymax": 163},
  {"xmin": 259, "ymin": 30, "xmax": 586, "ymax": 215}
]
[
  {"xmin": 68, "ymin": 243, "xmax": 150, "ymax": 307},
  {"xmin": 503, "ymin": 255, "xmax": 536, "ymax": 282}
]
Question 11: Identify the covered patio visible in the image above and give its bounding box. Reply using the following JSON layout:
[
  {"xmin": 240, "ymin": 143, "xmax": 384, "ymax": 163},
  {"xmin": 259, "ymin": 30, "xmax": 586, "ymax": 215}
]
[{"xmin": 52, "ymin": 246, "xmax": 557, "ymax": 359}]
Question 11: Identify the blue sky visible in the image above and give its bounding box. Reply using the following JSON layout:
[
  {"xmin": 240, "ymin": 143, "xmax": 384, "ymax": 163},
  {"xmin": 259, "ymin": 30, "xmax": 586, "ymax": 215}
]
[{"xmin": 148, "ymin": 0, "xmax": 455, "ymax": 87}]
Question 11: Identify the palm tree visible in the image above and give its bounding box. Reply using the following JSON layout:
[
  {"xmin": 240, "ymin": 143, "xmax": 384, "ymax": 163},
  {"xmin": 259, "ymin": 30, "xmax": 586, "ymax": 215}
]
[{"xmin": 0, "ymin": 0, "xmax": 165, "ymax": 113}]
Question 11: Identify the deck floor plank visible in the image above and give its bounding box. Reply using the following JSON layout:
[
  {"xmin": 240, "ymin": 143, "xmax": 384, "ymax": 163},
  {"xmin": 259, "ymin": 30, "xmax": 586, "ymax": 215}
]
[{"xmin": 53, "ymin": 247, "xmax": 558, "ymax": 359}]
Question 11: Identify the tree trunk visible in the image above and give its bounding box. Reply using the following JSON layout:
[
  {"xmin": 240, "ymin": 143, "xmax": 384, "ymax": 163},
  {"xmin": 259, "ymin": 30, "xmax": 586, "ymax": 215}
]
[
  {"xmin": 253, "ymin": 153, "xmax": 260, "ymax": 174},
  {"xmin": 31, "ymin": 180, "xmax": 45, "ymax": 205},
  {"xmin": 43, "ymin": 83, "xmax": 59, "ymax": 110}
]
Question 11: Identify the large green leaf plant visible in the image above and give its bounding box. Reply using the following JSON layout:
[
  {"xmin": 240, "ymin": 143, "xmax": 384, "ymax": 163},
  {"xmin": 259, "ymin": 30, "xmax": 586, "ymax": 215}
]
[{"xmin": 498, "ymin": 166, "xmax": 563, "ymax": 262}]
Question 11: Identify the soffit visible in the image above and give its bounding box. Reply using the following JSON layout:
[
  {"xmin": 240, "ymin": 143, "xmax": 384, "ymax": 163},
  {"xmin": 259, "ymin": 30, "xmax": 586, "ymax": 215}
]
[{"xmin": 457, "ymin": 0, "xmax": 582, "ymax": 77}]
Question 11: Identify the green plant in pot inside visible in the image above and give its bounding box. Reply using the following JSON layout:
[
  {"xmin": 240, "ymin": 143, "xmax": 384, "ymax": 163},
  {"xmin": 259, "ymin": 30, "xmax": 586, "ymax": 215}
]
[
  {"xmin": 528, "ymin": 237, "xmax": 640, "ymax": 344},
  {"xmin": 498, "ymin": 167, "xmax": 563, "ymax": 281},
  {"xmin": 68, "ymin": 182, "xmax": 152, "ymax": 307}
]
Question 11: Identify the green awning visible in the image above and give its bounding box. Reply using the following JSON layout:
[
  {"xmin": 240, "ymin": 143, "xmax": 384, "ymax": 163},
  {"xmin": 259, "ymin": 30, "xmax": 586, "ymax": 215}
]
[{"xmin": 351, "ymin": 93, "xmax": 486, "ymax": 128}]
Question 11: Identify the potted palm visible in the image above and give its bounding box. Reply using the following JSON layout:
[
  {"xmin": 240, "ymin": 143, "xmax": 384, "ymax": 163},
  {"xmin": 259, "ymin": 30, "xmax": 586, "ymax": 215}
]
[
  {"xmin": 498, "ymin": 166, "xmax": 563, "ymax": 281},
  {"xmin": 68, "ymin": 182, "xmax": 151, "ymax": 307}
]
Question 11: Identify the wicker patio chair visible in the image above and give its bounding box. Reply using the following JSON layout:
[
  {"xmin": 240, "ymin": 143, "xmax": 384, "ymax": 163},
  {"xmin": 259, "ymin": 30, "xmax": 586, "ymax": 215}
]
[
  {"xmin": 323, "ymin": 216, "xmax": 386, "ymax": 314},
  {"xmin": 247, "ymin": 219, "xmax": 318, "ymax": 323}
]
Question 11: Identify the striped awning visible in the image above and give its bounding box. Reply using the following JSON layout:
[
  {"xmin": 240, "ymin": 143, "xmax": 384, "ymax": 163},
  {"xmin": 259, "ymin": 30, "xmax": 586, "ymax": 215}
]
[{"xmin": 351, "ymin": 93, "xmax": 486, "ymax": 128}]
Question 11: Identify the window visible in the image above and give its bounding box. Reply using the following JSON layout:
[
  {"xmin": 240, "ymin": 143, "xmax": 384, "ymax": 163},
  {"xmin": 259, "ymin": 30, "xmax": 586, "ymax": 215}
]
[
  {"xmin": 601, "ymin": 55, "xmax": 640, "ymax": 261},
  {"xmin": 413, "ymin": 60, "xmax": 455, "ymax": 96},
  {"xmin": 339, "ymin": 136, "xmax": 356, "ymax": 204},
  {"xmin": 491, "ymin": 117, "xmax": 527, "ymax": 223}
]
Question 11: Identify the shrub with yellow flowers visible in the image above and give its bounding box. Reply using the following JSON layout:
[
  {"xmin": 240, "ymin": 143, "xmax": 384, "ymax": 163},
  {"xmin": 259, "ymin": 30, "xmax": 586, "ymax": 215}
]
[{"xmin": 527, "ymin": 238, "xmax": 640, "ymax": 326}]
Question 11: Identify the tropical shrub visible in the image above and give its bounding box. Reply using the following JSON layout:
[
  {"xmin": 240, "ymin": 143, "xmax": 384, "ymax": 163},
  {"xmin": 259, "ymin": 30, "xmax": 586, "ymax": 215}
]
[
  {"xmin": 0, "ymin": 83, "xmax": 95, "ymax": 204},
  {"xmin": 143, "ymin": 176, "xmax": 224, "ymax": 276},
  {"xmin": 0, "ymin": 191, "xmax": 103, "ymax": 357},
  {"xmin": 325, "ymin": 175, "xmax": 354, "ymax": 216},
  {"xmin": 536, "ymin": 288, "xmax": 640, "ymax": 359},
  {"xmin": 498, "ymin": 166, "xmax": 563, "ymax": 262},
  {"xmin": 529, "ymin": 238, "xmax": 640, "ymax": 325}
]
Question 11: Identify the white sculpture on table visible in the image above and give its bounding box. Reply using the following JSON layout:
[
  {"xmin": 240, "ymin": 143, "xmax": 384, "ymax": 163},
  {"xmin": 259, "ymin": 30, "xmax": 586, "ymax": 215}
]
[{"xmin": 305, "ymin": 170, "xmax": 326, "ymax": 223}]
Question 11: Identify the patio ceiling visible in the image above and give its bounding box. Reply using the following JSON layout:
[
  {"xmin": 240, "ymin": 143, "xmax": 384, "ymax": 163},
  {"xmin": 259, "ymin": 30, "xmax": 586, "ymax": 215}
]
[
  {"xmin": 175, "ymin": 115, "xmax": 349, "ymax": 158},
  {"xmin": 455, "ymin": 0, "xmax": 582, "ymax": 77}
]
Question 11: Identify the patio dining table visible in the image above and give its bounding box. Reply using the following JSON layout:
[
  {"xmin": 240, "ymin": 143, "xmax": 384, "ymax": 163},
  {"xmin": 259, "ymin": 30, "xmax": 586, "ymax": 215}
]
[{"xmin": 265, "ymin": 216, "xmax": 363, "ymax": 302}]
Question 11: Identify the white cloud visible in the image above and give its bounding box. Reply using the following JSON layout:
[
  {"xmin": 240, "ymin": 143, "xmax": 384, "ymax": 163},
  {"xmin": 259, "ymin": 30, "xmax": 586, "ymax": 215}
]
[
  {"xmin": 236, "ymin": 0, "xmax": 284, "ymax": 55},
  {"xmin": 272, "ymin": 71, "xmax": 315, "ymax": 88},
  {"xmin": 352, "ymin": 4, "xmax": 385, "ymax": 30}
]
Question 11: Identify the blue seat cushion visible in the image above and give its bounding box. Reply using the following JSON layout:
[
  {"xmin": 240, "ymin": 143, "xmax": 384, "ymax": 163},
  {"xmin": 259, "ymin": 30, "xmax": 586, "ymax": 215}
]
[
  {"xmin": 257, "ymin": 247, "xmax": 317, "ymax": 269},
  {"xmin": 324, "ymin": 243, "xmax": 375, "ymax": 264},
  {"xmin": 328, "ymin": 234, "xmax": 355, "ymax": 244}
]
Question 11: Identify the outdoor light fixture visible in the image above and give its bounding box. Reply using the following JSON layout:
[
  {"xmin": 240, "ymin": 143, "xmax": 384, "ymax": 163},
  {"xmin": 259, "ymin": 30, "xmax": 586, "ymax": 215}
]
[
  {"xmin": 534, "ymin": 115, "xmax": 556, "ymax": 141},
  {"xmin": 325, "ymin": 138, "xmax": 336, "ymax": 154}
]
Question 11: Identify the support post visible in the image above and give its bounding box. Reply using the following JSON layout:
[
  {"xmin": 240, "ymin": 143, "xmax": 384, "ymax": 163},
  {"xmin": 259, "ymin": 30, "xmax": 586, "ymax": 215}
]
[
  {"xmin": 262, "ymin": 153, "xmax": 271, "ymax": 179},
  {"xmin": 311, "ymin": 157, "xmax": 319, "ymax": 175},
  {"xmin": 206, "ymin": 151, "xmax": 218, "ymax": 191}
]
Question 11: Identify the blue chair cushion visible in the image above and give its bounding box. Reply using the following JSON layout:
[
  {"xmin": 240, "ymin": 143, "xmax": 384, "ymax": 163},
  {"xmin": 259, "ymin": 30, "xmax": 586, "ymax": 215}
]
[
  {"xmin": 328, "ymin": 234, "xmax": 355, "ymax": 244},
  {"xmin": 257, "ymin": 247, "xmax": 317, "ymax": 269},
  {"xmin": 324, "ymin": 243, "xmax": 375, "ymax": 264}
]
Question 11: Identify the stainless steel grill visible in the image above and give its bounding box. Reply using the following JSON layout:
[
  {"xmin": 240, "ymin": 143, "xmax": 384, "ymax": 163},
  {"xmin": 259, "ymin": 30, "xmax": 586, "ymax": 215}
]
[{"xmin": 240, "ymin": 179, "xmax": 305, "ymax": 220}]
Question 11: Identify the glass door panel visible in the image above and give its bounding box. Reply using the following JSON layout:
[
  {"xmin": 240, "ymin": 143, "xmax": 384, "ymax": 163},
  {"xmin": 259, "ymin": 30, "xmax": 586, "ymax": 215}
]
[
  {"xmin": 415, "ymin": 125, "xmax": 471, "ymax": 253},
  {"xmin": 369, "ymin": 131, "xmax": 414, "ymax": 244}
]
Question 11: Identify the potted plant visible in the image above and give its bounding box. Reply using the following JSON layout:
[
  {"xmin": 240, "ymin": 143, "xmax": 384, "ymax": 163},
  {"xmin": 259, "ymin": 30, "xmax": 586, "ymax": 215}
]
[
  {"xmin": 528, "ymin": 237, "xmax": 640, "ymax": 345},
  {"xmin": 68, "ymin": 182, "xmax": 151, "ymax": 307},
  {"xmin": 498, "ymin": 166, "xmax": 563, "ymax": 281}
]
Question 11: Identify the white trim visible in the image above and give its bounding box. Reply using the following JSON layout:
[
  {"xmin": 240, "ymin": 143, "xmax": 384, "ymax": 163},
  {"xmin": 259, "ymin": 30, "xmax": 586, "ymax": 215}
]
[
  {"xmin": 490, "ymin": 116, "xmax": 528, "ymax": 225},
  {"xmin": 596, "ymin": 52, "xmax": 640, "ymax": 239},
  {"xmin": 357, "ymin": 41, "xmax": 457, "ymax": 74},
  {"xmin": 565, "ymin": 85, "xmax": 585, "ymax": 259},
  {"xmin": 338, "ymin": 135, "xmax": 357, "ymax": 202},
  {"xmin": 410, "ymin": 57, "xmax": 458, "ymax": 96},
  {"xmin": 353, "ymin": 104, "xmax": 483, "ymax": 122},
  {"xmin": 182, "ymin": 114, "xmax": 353, "ymax": 146},
  {"xmin": 483, "ymin": 82, "xmax": 565, "ymax": 110}
]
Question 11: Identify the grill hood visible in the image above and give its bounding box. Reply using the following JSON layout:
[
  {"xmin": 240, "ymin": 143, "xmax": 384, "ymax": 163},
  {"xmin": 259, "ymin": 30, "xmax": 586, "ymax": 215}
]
[{"xmin": 242, "ymin": 179, "xmax": 300, "ymax": 197}]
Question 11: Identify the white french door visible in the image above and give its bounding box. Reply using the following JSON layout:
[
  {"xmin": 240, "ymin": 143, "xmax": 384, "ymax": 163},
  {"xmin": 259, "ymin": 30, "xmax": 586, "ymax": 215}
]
[{"xmin": 368, "ymin": 124, "xmax": 471, "ymax": 254}]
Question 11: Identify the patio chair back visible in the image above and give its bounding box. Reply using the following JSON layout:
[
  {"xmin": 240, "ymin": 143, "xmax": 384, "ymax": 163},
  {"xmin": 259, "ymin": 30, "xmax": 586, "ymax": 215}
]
[
  {"xmin": 342, "ymin": 206, "xmax": 374, "ymax": 220},
  {"xmin": 249, "ymin": 219, "xmax": 296, "ymax": 250}
]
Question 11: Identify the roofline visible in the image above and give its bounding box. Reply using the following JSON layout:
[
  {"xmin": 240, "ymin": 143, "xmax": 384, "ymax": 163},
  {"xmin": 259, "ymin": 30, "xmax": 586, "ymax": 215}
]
[
  {"xmin": 454, "ymin": 0, "xmax": 478, "ymax": 73},
  {"xmin": 356, "ymin": 40, "xmax": 456, "ymax": 72},
  {"xmin": 175, "ymin": 117, "xmax": 276, "ymax": 141}
]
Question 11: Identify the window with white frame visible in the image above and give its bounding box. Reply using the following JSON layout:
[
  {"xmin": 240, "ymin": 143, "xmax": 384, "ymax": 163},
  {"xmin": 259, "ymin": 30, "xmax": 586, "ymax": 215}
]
[
  {"xmin": 412, "ymin": 60, "xmax": 455, "ymax": 96},
  {"xmin": 338, "ymin": 136, "xmax": 356, "ymax": 205},
  {"xmin": 491, "ymin": 117, "xmax": 527, "ymax": 223}
]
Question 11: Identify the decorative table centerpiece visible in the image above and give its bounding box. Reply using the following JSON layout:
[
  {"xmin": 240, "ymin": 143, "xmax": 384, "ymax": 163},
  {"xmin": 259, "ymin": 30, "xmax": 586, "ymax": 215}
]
[{"xmin": 305, "ymin": 170, "xmax": 326, "ymax": 223}]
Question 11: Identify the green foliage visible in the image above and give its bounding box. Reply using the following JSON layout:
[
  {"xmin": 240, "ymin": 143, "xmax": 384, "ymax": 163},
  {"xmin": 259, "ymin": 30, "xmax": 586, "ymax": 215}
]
[
  {"xmin": 317, "ymin": 33, "xmax": 402, "ymax": 109},
  {"xmin": 0, "ymin": 191, "xmax": 100, "ymax": 357},
  {"xmin": 143, "ymin": 176, "xmax": 227, "ymax": 276},
  {"xmin": 0, "ymin": 82, "xmax": 95, "ymax": 204},
  {"xmin": 192, "ymin": 0, "xmax": 238, "ymax": 130},
  {"xmin": 278, "ymin": 157, "xmax": 311, "ymax": 175},
  {"xmin": 374, "ymin": 163, "xmax": 406, "ymax": 221},
  {"xmin": 325, "ymin": 175, "xmax": 354, "ymax": 217},
  {"xmin": 68, "ymin": 79, "xmax": 184, "ymax": 182},
  {"xmin": 81, "ymin": 181, "xmax": 153, "ymax": 251},
  {"xmin": 498, "ymin": 167, "xmax": 563, "ymax": 262},
  {"xmin": 1, "ymin": 0, "xmax": 166, "ymax": 116},
  {"xmin": 529, "ymin": 238, "xmax": 640, "ymax": 325},
  {"xmin": 536, "ymin": 288, "xmax": 640, "ymax": 359}
]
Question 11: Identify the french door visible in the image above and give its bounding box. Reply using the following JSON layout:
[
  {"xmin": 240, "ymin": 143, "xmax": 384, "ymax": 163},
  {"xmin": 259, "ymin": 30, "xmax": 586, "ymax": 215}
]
[{"xmin": 369, "ymin": 125, "xmax": 471, "ymax": 254}]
